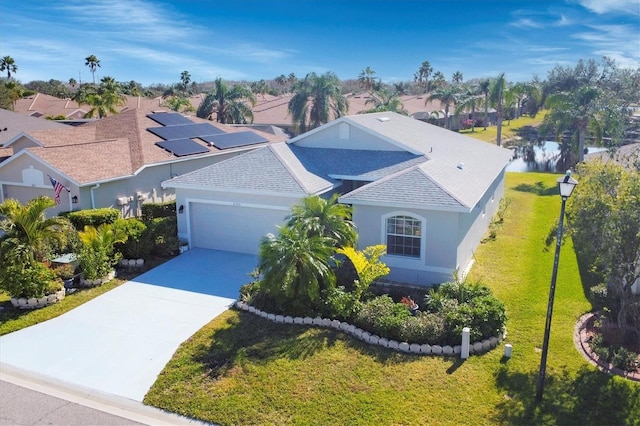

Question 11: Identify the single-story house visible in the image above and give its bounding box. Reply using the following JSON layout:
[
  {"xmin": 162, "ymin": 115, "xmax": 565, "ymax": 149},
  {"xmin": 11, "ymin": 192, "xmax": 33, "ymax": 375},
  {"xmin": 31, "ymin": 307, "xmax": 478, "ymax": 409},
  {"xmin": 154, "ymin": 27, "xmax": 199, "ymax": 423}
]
[
  {"xmin": 163, "ymin": 111, "xmax": 513, "ymax": 285},
  {"xmin": 0, "ymin": 108, "xmax": 287, "ymax": 217}
]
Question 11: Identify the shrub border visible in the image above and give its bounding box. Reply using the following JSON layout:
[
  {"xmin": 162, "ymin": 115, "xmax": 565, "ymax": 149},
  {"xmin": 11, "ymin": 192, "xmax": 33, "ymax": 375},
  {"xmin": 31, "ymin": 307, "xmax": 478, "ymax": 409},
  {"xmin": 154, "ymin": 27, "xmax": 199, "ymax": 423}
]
[{"xmin": 234, "ymin": 301, "xmax": 506, "ymax": 357}]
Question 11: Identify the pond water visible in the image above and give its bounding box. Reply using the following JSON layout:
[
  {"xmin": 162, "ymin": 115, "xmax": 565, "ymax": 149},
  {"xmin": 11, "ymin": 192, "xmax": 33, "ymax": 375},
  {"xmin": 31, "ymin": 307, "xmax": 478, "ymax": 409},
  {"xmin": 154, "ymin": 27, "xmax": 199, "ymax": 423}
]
[{"xmin": 506, "ymin": 141, "xmax": 606, "ymax": 173}]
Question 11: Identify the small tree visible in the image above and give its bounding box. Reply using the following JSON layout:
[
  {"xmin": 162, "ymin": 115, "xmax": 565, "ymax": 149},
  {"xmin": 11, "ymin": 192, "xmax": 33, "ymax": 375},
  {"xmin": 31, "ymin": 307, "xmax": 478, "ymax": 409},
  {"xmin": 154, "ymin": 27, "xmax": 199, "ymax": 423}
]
[{"xmin": 78, "ymin": 223, "xmax": 127, "ymax": 280}]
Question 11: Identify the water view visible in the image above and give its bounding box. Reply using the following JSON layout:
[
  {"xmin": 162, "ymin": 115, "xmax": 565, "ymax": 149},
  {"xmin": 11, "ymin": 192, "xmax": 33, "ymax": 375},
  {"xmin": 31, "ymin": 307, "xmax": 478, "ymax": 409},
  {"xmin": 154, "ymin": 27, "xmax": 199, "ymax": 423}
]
[{"xmin": 506, "ymin": 141, "xmax": 606, "ymax": 173}]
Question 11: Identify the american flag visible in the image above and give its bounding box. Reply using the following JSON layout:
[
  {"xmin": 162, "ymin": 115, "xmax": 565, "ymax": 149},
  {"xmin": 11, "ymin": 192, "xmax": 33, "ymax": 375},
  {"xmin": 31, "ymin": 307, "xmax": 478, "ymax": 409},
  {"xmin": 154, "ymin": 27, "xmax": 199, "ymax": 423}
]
[{"xmin": 48, "ymin": 175, "xmax": 68, "ymax": 205}]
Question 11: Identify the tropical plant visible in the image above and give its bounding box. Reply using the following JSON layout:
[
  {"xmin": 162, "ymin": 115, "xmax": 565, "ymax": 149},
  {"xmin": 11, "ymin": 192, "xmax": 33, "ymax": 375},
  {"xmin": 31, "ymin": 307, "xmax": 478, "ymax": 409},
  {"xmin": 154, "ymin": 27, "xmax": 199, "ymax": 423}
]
[
  {"xmin": 358, "ymin": 66, "xmax": 377, "ymax": 92},
  {"xmin": 567, "ymin": 160, "xmax": 640, "ymax": 336},
  {"xmin": 285, "ymin": 194, "xmax": 357, "ymax": 248},
  {"xmin": 288, "ymin": 71, "xmax": 348, "ymax": 133},
  {"xmin": 489, "ymin": 73, "xmax": 508, "ymax": 146},
  {"xmin": 452, "ymin": 71, "xmax": 463, "ymax": 85},
  {"xmin": 85, "ymin": 76, "xmax": 126, "ymax": 118},
  {"xmin": 0, "ymin": 55, "xmax": 18, "ymax": 79},
  {"xmin": 179, "ymin": 70, "xmax": 191, "ymax": 96},
  {"xmin": 258, "ymin": 226, "xmax": 336, "ymax": 313},
  {"xmin": 84, "ymin": 54, "xmax": 100, "ymax": 86},
  {"xmin": 427, "ymin": 84, "xmax": 459, "ymax": 130},
  {"xmin": 454, "ymin": 83, "xmax": 482, "ymax": 132},
  {"xmin": 414, "ymin": 61, "xmax": 433, "ymax": 93},
  {"xmin": 78, "ymin": 223, "xmax": 127, "ymax": 280},
  {"xmin": 162, "ymin": 96, "xmax": 194, "ymax": 113},
  {"xmin": 478, "ymin": 78, "xmax": 491, "ymax": 130},
  {"xmin": 0, "ymin": 196, "xmax": 71, "ymax": 264},
  {"xmin": 362, "ymin": 88, "xmax": 408, "ymax": 115},
  {"xmin": 196, "ymin": 78, "xmax": 255, "ymax": 124}
]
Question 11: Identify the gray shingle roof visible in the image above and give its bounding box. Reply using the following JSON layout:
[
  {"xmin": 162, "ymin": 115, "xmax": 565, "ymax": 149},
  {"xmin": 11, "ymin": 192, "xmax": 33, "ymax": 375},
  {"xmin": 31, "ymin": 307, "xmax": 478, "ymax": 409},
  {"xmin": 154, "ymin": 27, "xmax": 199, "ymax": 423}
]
[{"xmin": 163, "ymin": 145, "xmax": 308, "ymax": 194}]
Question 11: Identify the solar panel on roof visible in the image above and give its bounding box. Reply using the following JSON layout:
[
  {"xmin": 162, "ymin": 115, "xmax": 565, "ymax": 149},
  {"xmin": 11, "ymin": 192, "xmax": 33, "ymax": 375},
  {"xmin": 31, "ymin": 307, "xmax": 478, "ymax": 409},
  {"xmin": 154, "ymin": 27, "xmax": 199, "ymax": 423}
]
[
  {"xmin": 203, "ymin": 131, "xmax": 268, "ymax": 149},
  {"xmin": 148, "ymin": 123, "xmax": 226, "ymax": 140},
  {"xmin": 155, "ymin": 139, "xmax": 210, "ymax": 157},
  {"xmin": 147, "ymin": 113, "xmax": 194, "ymax": 126}
]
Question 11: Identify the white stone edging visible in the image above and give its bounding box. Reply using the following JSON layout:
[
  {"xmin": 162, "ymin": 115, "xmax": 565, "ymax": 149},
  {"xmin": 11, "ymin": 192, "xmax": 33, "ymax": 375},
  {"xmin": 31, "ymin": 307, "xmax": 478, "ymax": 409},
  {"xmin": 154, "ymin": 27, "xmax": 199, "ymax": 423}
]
[
  {"xmin": 79, "ymin": 270, "xmax": 116, "ymax": 287},
  {"xmin": 118, "ymin": 258, "xmax": 145, "ymax": 268},
  {"xmin": 234, "ymin": 301, "xmax": 505, "ymax": 357},
  {"xmin": 10, "ymin": 289, "xmax": 66, "ymax": 310}
]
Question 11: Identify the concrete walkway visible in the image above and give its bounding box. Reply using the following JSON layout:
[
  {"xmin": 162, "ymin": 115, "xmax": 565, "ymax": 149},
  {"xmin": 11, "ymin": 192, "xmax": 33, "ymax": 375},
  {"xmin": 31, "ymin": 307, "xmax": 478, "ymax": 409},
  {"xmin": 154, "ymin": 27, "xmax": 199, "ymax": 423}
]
[{"xmin": 0, "ymin": 249, "xmax": 257, "ymax": 403}]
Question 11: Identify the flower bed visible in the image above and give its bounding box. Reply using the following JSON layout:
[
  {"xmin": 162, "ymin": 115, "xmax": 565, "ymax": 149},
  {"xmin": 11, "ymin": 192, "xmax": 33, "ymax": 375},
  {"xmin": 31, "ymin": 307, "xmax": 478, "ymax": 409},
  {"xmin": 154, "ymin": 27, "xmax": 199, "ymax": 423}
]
[
  {"xmin": 235, "ymin": 301, "xmax": 506, "ymax": 356},
  {"xmin": 10, "ymin": 289, "xmax": 66, "ymax": 310}
]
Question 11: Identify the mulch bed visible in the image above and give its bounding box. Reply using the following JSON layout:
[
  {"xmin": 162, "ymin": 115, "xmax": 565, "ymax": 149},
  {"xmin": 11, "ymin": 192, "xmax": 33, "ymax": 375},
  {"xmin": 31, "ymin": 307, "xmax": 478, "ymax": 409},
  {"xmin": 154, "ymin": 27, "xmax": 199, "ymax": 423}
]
[{"xmin": 574, "ymin": 312, "xmax": 640, "ymax": 382}]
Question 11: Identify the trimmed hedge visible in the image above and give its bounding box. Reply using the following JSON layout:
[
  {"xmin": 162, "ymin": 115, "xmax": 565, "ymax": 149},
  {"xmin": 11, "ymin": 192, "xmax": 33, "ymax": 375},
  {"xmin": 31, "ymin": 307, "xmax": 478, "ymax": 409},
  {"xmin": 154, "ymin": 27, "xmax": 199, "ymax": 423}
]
[
  {"xmin": 142, "ymin": 201, "xmax": 176, "ymax": 221},
  {"xmin": 62, "ymin": 208, "xmax": 121, "ymax": 230}
]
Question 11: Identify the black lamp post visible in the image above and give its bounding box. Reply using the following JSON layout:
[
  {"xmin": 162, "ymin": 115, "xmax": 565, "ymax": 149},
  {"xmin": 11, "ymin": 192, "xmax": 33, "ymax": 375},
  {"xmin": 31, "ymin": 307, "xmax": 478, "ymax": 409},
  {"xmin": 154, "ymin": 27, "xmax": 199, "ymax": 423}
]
[{"xmin": 535, "ymin": 171, "xmax": 578, "ymax": 402}]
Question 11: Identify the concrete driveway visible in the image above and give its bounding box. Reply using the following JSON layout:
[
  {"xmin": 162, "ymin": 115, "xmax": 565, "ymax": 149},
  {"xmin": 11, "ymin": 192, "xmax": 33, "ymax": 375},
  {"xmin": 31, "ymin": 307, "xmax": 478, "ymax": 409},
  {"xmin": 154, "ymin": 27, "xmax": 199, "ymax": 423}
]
[{"xmin": 0, "ymin": 249, "xmax": 257, "ymax": 402}]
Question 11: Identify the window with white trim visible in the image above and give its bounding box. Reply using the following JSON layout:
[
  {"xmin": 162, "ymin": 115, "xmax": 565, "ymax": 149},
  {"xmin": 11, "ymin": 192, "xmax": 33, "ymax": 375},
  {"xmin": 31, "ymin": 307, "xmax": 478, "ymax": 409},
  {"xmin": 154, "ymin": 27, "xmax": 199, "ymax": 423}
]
[{"xmin": 386, "ymin": 215, "xmax": 421, "ymax": 258}]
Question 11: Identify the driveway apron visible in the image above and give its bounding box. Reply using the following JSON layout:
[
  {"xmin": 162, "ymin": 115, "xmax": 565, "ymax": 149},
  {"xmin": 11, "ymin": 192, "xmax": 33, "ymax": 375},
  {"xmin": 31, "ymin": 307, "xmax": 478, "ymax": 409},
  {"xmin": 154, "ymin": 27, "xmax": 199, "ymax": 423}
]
[{"xmin": 0, "ymin": 249, "xmax": 257, "ymax": 402}]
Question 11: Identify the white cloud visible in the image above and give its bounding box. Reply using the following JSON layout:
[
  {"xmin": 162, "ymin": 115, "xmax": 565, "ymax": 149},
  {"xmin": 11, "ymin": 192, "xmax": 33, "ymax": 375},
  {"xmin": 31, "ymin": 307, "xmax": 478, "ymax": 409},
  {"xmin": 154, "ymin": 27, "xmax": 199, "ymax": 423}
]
[
  {"xmin": 509, "ymin": 18, "xmax": 543, "ymax": 29},
  {"xmin": 575, "ymin": 0, "xmax": 640, "ymax": 15},
  {"xmin": 555, "ymin": 14, "xmax": 573, "ymax": 26},
  {"xmin": 572, "ymin": 24, "xmax": 640, "ymax": 67}
]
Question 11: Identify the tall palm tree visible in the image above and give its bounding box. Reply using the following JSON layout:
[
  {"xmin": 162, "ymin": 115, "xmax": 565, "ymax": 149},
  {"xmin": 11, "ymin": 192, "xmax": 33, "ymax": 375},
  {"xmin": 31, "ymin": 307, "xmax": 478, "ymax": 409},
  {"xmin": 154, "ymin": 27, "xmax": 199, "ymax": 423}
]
[
  {"xmin": 288, "ymin": 71, "xmax": 348, "ymax": 133},
  {"xmin": 479, "ymin": 79, "xmax": 491, "ymax": 130},
  {"xmin": 362, "ymin": 88, "xmax": 408, "ymax": 115},
  {"xmin": 414, "ymin": 61, "xmax": 433, "ymax": 93},
  {"xmin": 179, "ymin": 70, "xmax": 191, "ymax": 96},
  {"xmin": 259, "ymin": 226, "xmax": 336, "ymax": 307},
  {"xmin": 0, "ymin": 56, "xmax": 18, "ymax": 79},
  {"xmin": 197, "ymin": 78, "xmax": 256, "ymax": 124},
  {"xmin": 427, "ymin": 84, "xmax": 459, "ymax": 130},
  {"xmin": 540, "ymin": 85, "xmax": 603, "ymax": 164},
  {"xmin": 285, "ymin": 194, "xmax": 357, "ymax": 248},
  {"xmin": 68, "ymin": 78, "xmax": 77, "ymax": 88},
  {"xmin": 489, "ymin": 73, "xmax": 508, "ymax": 146},
  {"xmin": 454, "ymin": 83, "xmax": 482, "ymax": 132},
  {"xmin": 0, "ymin": 196, "xmax": 69, "ymax": 264},
  {"xmin": 84, "ymin": 55, "xmax": 101, "ymax": 85},
  {"xmin": 452, "ymin": 71, "xmax": 463, "ymax": 85},
  {"xmin": 358, "ymin": 66, "xmax": 377, "ymax": 92}
]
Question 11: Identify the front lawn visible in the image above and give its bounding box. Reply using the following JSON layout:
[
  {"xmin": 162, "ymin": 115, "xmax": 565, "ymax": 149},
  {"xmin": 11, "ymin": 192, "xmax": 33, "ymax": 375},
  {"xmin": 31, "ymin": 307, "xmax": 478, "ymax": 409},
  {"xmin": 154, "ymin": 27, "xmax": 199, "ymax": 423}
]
[{"xmin": 144, "ymin": 172, "xmax": 640, "ymax": 425}]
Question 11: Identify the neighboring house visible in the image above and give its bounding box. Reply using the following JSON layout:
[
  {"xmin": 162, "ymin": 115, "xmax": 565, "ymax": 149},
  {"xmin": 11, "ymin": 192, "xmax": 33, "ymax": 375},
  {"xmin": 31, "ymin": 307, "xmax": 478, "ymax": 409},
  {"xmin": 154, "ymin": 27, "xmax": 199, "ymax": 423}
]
[
  {"xmin": 1, "ymin": 108, "xmax": 68, "ymax": 147},
  {"xmin": 163, "ymin": 111, "xmax": 513, "ymax": 286},
  {"xmin": 0, "ymin": 108, "xmax": 287, "ymax": 217},
  {"xmin": 585, "ymin": 142, "xmax": 640, "ymax": 171}
]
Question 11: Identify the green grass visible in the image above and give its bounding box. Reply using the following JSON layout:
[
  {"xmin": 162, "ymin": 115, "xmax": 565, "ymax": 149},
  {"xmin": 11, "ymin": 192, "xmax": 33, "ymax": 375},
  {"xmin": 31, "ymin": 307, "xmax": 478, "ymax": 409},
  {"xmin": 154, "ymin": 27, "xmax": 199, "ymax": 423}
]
[
  {"xmin": 0, "ymin": 256, "xmax": 171, "ymax": 336},
  {"xmin": 459, "ymin": 112, "xmax": 547, "ymax": 144},
  {"xmin": 144, "ymin": 172, "xmax": 640, "ymax": 425}
]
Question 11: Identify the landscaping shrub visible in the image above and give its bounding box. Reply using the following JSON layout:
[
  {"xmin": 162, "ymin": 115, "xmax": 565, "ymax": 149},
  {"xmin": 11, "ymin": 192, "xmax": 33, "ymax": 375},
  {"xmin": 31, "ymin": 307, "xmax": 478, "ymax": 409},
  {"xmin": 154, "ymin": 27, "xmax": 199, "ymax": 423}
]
[
  {"xmin": 611, "ymin": 347, "xmax": 639, "ymax": 372},
  {"xmin": 320, "ymin": 286, "xmax": 362, "ymax": 321},
  {"xmin": 141, "ymin": 201, "xmax": 176, "ymax": 221},
  {"xmin": 62, "ymin": 208, "xmax": 121, "ymax": 230},
  {"xmin": 114, "ymin": 218, "xmax": 151, "ymax": 259},
  {"xmin": 354, "ymin": 295, "xmax": 411, "ymax": 341},
  {"xmin": 399, "ymin": 312, "xmax": 446, "ymax": 344},
  {"xmin": 0, "ymin": 262, "xmax": 62, "ymax": 298},
  {"xmin": 146, "ymin": 216, "xmax": 178, "ymax": 256},
  {"xmin": 589, "ymin": 283, "xmax": 609, "ymax": 311}
]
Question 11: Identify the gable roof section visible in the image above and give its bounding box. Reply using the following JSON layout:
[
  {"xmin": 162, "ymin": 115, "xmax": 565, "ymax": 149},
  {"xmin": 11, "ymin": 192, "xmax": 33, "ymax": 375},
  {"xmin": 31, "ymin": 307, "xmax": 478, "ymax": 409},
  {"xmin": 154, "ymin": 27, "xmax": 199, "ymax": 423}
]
[
  {"xmin": 163, "ymin": 144, "xmax": 308, "ymax": 195},
  {"xmin": 339, "ymin": 166, "xmax": 466, "ymax": 211},
  {"xmin": 1, "ymin": 108, "xmax": 288, "ymax": 185},
  {"xmin": 0, "ymin": 108, "xmax": 67, "ymax": 146}
]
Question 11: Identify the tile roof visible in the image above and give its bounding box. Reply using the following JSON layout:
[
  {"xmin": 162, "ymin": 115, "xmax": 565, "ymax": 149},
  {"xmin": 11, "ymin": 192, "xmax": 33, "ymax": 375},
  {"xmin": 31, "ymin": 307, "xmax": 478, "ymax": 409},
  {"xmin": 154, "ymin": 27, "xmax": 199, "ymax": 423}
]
[{"xmin": 0, "ymin": 108, "xmax": 67, "ymax": 146}]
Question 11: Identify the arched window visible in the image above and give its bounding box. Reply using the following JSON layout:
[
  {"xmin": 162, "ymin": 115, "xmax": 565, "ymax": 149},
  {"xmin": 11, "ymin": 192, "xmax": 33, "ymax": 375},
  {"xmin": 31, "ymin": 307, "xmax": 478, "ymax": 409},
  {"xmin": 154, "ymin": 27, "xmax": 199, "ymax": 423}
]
[{"xmin": 386, "ymin": 215, "xmax": 421, "ymax": 258}]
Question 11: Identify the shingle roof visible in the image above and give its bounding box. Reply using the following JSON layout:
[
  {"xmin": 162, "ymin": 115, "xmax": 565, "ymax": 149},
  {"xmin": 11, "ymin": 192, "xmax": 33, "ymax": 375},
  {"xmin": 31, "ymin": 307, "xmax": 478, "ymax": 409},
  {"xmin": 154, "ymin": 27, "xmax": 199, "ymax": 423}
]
[
  {"xmin": 339, "ymin": 166, "xmax": 465, "ymax": 209},
  {"xmin": 164, "ymin": 144, "xmax": 308, "ymax": 195},
  {"xmin": 3, "ymin": 108, "xmax": 288, "ymax": 185},
  {"xmin": 164, "ymin": 112, "xmax": 511, "ymax": 211},
  {"xmin": 0, "ymin": 108, "xmax": 67, "ymax": 146}
]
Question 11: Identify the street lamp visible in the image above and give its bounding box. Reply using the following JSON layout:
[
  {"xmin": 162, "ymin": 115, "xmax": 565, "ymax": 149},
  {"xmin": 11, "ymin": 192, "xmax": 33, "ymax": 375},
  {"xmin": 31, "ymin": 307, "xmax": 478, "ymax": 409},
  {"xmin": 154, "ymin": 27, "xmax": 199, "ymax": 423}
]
[{"xmin": 535, "ymin": 170, "xmax": 578, "ymax": 402}]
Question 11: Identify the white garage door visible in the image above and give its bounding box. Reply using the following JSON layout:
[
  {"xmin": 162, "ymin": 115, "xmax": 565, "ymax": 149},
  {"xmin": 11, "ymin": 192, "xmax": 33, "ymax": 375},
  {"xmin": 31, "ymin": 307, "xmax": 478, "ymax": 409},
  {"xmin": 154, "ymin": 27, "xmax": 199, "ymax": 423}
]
[{"xmin": 189, "ymin": 202, "xmax": 288, "ymax": 254}]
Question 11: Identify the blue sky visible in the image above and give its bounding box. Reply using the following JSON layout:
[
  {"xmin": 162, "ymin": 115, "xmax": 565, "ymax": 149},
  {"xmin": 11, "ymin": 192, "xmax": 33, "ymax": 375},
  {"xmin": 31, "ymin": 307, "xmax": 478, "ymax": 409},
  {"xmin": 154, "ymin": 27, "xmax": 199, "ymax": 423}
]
[{"xmin": 1, "ymin": 0, "xmax": 638, "ymax": 86}]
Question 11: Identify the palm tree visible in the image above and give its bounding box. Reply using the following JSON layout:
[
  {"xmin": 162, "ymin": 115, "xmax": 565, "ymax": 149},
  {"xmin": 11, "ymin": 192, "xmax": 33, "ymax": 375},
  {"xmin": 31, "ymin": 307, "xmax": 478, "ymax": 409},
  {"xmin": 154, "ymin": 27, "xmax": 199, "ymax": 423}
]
[
  {"xmin": 197, "ymin": 78, "xmax": 256, "ymax": 124},
  {"xmin": 452, "ymin": 71, "xmax": 463, "ymax": 85},
  {"xmin": 429, "ymin": 71, "xmax": 447, "ymax": 91},
  {"xmin": 414, "ymin": 61, "xmax": 433, "ymax": 93},
  {"xmin": 358, "ymin": 66, "xmax": 377, "ymax": 92},
  {"xmin": 258, "ymin": 226, "xmax": 336, "ymax": 307},
  {"xmin": 85, "ymin": 76, "xmax": 126, "ymax": 118},
  {"xmin": 288, "ymin": 71, "xmax": 348, "ymax": 133},
  {"xmin": 250, "ymin": 79, "xmax": 269, "ymax": 100},
  {"xmin": 84, "ymin": 55, "xmax": 100, "ymax": 85},
  {"xmin": 427, "ymin": 84, "xmax": 459, "ymax": 130},
  {"xmin": 179, "ymin": 70, "xmax": 191, "ymax": 96},
  {"xmin": 0, "ymin": 196, "xmax": 70, "ymax": 264},
  {"xmin": 479, "ymin": 79, "xmax": 491, "ymax": 130},
  {"xmin": 489, "ymin": 73, "xmax": 508, "ymax": 146},
  {"xmin": 162, "ymin": 96, "xmax": 194, "ymax": 113},
  {"xmin": 455, "ymin": 83, "xmax": 482, "ymax": 132},
  {"xmin": 285, "ymin": 194, "xmax": 357, "ymax": 248},
  {"xmin": 540, "ymin": 85, "xmax": 604, "ymax": 165},
  {"xmin": 0, "ymin": 56, "xmax": 18, "ymax": 79},
  {"xmin": 362, "ymin": 88, "xmax": 408, "ymax": 115},
  {"xmin": 68, "ymin": 78, "xmax": 77, "ymax": 88}
]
